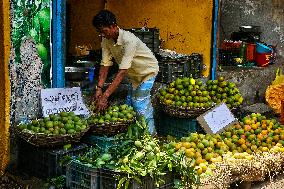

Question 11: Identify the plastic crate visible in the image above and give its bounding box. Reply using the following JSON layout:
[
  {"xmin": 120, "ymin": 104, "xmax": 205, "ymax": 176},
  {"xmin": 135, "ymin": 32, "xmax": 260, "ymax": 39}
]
[
  {"xmin": 156, "ymin": 53, "xmax": 203, "ymax": 83},
  {"xmin": 100, "ymin": 169, "xmax": 174, "ymax": 189},
  {"xmin": 100, "ymin": 169, "xmax": 121, "ymax": 189},
  {"xmin": 126, "ymin": 28, "xmax": 160, "ymax": 54},
  {"xmin": 17, "ymin": 139, "xmax": 89, "ymax": 179},
  {"xmin": 155, "ymin": 110, "xmax": 204, "ymax": 138},
  {"xmin": 81, "ymin": 135, "xmax": 118, "ymax": 149},
  {"xmin": 66, "ymin": 160, "xmax": 99, "ymax": 189},
  {"xmin": 219, "ymin": 49, "xmax": 240, "ymax": 66}
]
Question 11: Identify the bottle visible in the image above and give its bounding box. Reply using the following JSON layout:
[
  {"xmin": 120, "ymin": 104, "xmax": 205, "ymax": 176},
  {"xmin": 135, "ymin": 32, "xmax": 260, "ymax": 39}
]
[{"xmin": 238, "ymin": 42, "xmax": 247, "ymax": 64}]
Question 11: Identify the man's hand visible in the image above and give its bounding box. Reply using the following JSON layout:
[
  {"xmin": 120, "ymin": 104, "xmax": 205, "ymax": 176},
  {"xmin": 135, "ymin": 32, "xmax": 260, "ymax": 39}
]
[{"xmin": 96, "ymin": 93, "xmax": 108, "ymax": 111}]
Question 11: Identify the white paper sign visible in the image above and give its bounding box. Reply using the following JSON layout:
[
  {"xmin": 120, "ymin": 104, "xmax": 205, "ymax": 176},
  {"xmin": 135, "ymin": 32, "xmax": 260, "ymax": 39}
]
[
  {"xmin": 197, "ymin": 103, "xmax": 238, "ymax": 134},
  {"xmin": 41, "ymin": 87, "xmax": 89, "ymax": 117}
]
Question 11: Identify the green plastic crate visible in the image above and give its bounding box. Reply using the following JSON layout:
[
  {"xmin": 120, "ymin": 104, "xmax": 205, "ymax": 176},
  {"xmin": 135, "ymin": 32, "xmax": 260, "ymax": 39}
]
[
  {"xmin": 155, "ymin": 110, "xmax": 204, "ymax": 138},
  {"xmin": 100, "ymin": 169, "xmax": 174, "ymax": 189},
  {"xmin": 66, "ymin": 160, "xmax": 99, "ymax": 189}
]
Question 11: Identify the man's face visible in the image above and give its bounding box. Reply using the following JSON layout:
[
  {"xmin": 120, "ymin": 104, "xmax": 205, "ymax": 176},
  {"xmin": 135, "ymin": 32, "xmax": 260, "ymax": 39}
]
[{"xmin": 97, "ymin": 24, "xmax": 117, "ymax": 39}]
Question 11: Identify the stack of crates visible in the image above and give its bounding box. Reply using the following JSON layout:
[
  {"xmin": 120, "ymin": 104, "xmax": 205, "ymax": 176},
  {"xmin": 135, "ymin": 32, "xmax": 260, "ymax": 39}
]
[
  {"xmin": 156, "ymin": 53, "xmax": 203, "ymax": 83},
  {"xmin": 17, "ymin": 138, "xmax": 89, "ymax": 179},
  {"xmin": 126, "ymin": 28, "xmax": 160, "ymax": 54}
]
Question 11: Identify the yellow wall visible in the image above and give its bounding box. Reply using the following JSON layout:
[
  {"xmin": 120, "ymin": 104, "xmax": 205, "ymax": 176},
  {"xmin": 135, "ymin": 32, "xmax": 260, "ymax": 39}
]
[
  {"xmin": 0, "ymin": 0, "xmax": 11, "ymax": 176},
  {"xmin": 68, "ymin": 0, "xmax": 104, "ymax": 55},
  {"xmin": 107, "ymin": 0, "xmax": 213, "ymax": 76},
  {"xmin": 68, "ymin": 0, "xmax": 213, "ymax": 76}
]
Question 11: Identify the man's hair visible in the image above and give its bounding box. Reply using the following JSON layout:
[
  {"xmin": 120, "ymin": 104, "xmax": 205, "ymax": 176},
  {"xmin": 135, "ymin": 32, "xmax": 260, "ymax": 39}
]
[{"xmin": 92, "ymin": 10, "xmax": 117, "ymax": 29}]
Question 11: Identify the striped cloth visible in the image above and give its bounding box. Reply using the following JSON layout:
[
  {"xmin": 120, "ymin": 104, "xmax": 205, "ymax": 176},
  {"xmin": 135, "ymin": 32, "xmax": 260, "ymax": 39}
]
[{"xmin": 126, "ymin": 77, "xmax": 156, "ymax": 135}]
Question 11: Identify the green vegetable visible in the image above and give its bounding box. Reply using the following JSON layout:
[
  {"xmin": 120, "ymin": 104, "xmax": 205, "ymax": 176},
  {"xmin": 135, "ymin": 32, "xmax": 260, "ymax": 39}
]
[
  {"xmin": 134, "ymin": 140, "xmax": 142, "ymax": 148},
  {"xmin": 101, "ymin": 153, "xmax": 112, "ymax": 162}
]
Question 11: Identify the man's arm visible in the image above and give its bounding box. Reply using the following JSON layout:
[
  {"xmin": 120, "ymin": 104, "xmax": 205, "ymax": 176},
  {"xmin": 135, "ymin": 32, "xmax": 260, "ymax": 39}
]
[
  {"xmin": 96, "ymin": 69, "xmax": 127, "ymax": 111},
  {"xmin": 95, "ymin": 65, "xmax": 110, "ymax": 99},
  {"xmin": 103, "ymin": 69, "xmax": 128, "ymax": 98}
]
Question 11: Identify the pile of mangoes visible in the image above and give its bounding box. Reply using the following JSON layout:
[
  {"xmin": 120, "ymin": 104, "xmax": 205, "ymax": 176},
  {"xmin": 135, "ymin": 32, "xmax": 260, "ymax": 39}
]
[{"xmin": 18, "ymin": 112, "xmax": 88, "ymax": 135}]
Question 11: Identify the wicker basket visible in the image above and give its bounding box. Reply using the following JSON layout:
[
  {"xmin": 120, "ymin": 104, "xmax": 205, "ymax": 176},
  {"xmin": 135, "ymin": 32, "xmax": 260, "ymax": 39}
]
[
  {"xmin": 15, "ymin": 126, "xmax": 90, "ymax": 147},
  {"xmin": 158, "ymin": 100, "xmax": 213, "ymax": 118},
  {"xmin": 89, "ymin": 119, "xmax": 135, "ymax": 136}
]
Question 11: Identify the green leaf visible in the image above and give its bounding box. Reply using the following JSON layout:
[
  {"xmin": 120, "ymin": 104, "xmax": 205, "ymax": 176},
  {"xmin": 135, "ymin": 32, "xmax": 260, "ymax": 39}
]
[
  {"xmin": 125, "ymin": 179, "xmax": 130, "ymax": 189},
  {"xmin": 133, "ymin": 176, "xmax": 142, "ymax": 185},
  {"xmin": 117, "ymin": 177, "xmax": 127, "ymax": 189},
  {"xmin": 33, "ymin": 15, "xmax": 41, "ymax": 31},
  {"xmin": 38, "ymin": 7, "xmax": 50, "ymax": 33}
]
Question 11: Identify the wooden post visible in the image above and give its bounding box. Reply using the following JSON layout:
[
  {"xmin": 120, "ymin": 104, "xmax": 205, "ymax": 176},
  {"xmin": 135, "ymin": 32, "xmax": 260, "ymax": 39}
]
[{"xmin": 0, "ymin": 0, "xmax": 11, "ymax": 176}]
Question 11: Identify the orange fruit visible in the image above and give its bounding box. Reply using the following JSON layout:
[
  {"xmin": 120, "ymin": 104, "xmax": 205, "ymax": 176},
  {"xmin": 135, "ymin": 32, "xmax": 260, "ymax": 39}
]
[
  {"xmin": 261, "ymin": 124, "xmax": 267, "ymax": 130},
  {"xmin": 238, "ymin": 138, "xmax": 246, "ymax": 145},
  {"xmin": 182, "ymin": 142, "xmax": 191, "ymax": 149},
  {"xmin": 175, "ymin": 143, "xmax": 182, "ymax": 151},
  {"xmin": 241, "ymin": 144, "xmax": 248, "ymax": 150},
  {"xmin": 185, "ymin": 149, "xmax": 195, "ymax": 158},
  {"xmin": 261, "ymin": 130, "xmax": 268, "ymax": 136},
  {"xmin": 251, "ymin": 124, "xmax": 258, "ymax": 130}
]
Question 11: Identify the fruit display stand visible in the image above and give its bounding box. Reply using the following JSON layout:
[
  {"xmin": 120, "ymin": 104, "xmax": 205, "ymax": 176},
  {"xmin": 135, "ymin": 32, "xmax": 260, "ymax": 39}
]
[
  {"xmin": 17, "ymin": 139, "xmax": 89, "ymax": 179},
  {"xmin": 163, "ymin": 112, "xmax": 284, "ymax": 189}
]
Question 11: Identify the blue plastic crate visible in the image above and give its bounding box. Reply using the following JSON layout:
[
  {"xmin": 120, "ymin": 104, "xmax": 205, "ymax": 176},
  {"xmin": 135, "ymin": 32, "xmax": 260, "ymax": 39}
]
[
  {"xmin": 66, "ymin": 160, "xmax": 99, "ymax": 189},
  {"xmin": 155, "ymin": 110, "xmax": 204, "ymax": 138}
]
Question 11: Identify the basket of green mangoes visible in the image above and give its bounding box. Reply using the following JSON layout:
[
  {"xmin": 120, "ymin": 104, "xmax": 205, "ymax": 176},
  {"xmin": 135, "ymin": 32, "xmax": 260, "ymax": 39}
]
[
  {"xmin": 157, "ymin": 77, "xmax": 215, "ymax": 118},
  {"xmin": 15, "ymin": 112, "xmax": 90, "ymax": 147},
  {"xmin": 87, "ymin": 104, "xmax": 136, "ymax": 136},
  {"xmin": 157, "ymin": 77, "xmax": 244, "ymax": 118}
]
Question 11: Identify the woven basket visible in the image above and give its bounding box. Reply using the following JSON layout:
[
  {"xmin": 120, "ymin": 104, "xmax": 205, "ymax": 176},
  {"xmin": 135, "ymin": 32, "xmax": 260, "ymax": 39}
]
[
  {"xmin": 15, "ymin": 126, "xmax": 90, "ymax": 147},
  {"xmin": 158, "ymin": 100, "xmax": 213, "ymax": 118},
  {"xmin": 89, "ymin": 119, "xmax": 135, "ymax": 136}
]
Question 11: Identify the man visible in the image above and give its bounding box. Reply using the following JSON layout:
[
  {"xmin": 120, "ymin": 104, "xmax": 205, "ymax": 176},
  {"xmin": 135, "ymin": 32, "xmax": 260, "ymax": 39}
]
[{"xmin": 92, "ymin": 10, "xmax": 159, "ymax": 135}]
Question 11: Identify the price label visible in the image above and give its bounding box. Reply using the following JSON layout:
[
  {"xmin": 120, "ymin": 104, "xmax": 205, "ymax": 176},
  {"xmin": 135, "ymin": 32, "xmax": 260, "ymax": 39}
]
[
  {"xmin": 197, "ymin": 103, "xmax": 238, "ymax": 134},
  {"xmin": 41, "ymin": 87, "xmax": 89, "ymax": 117}
]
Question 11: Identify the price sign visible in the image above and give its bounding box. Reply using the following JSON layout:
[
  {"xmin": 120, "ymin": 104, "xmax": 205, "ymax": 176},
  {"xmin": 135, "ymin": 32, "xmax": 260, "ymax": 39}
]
[
  {"xmin": 197, "ymin": 103, "xmax": 238, "ymax": 134},
  {"xmin": 41, "ymin": 87, "xmax": 89, "ymax": 117}
]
